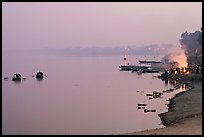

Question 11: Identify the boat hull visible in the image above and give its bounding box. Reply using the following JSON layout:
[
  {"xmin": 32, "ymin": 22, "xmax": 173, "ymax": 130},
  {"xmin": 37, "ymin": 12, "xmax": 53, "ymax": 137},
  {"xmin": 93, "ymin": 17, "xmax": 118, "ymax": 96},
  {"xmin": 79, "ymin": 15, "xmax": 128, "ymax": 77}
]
[
  {"xmin": 36, "ymin": 75, "xmax": 43, "ymax": 79},
  {"xmin": 12, "ymin": 77, "xmax": 21, "ymax": 81},
  {"xmin": 139, "ymin": 60, "xmax": 162, "ymax": 64},
  {"xmin": 119, "ymin": 65, "xmax": 149, "ymax": 71}
]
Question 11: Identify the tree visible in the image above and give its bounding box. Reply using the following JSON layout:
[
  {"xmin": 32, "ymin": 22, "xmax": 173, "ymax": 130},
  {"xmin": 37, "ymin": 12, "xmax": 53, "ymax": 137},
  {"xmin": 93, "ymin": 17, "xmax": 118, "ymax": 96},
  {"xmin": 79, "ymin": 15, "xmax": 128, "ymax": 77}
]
[{"xmin": 198, "ymin": 28, "xmax": 202, "ymax": 46}]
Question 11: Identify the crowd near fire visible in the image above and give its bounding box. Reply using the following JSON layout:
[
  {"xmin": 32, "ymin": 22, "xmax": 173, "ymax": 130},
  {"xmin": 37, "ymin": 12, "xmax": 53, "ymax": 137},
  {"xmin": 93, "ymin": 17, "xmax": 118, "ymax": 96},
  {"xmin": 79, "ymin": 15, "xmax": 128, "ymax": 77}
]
[{"xmin": 159, "ymin": 29, "xmax": 202, "ymax": 81}]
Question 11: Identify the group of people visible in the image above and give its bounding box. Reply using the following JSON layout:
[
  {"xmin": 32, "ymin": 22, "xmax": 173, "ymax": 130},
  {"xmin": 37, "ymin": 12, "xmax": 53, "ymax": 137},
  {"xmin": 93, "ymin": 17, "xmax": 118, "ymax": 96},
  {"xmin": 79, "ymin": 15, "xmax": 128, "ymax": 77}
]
[
  {"xmin": 13, "ymin": 74, "xmax": 21, "ymax": 78},
  {"xmin": 12, "ymin": 71, "xmax": 44, "ymax": 81},
  {"xmin": 164, "ymin": 66, "xmax": 202, "ymax": 76}
]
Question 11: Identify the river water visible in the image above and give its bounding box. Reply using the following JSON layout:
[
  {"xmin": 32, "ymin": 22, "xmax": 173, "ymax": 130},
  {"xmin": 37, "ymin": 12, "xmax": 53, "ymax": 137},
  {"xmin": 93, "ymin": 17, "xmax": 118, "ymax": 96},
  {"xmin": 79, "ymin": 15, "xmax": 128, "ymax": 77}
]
[{"xmin": 2, "ymin": 51, "xmax": 186, "ymax": 135}]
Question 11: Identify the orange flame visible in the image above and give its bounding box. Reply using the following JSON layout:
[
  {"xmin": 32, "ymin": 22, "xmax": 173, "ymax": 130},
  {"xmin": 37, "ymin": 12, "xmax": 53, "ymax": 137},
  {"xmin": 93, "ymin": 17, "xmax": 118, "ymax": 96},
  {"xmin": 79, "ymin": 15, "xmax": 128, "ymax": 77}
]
[{"xmin": 170, "ymin": 46, "xmax": 188, "ymax": 68}]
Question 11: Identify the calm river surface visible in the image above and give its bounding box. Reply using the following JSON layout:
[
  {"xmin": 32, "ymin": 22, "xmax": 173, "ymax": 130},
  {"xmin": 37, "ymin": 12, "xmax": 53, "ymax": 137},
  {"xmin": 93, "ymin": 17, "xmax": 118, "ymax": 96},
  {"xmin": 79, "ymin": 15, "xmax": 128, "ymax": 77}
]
[{"xmin": 2, "ymin": 51, "xmax": 185, "ymax": 135}]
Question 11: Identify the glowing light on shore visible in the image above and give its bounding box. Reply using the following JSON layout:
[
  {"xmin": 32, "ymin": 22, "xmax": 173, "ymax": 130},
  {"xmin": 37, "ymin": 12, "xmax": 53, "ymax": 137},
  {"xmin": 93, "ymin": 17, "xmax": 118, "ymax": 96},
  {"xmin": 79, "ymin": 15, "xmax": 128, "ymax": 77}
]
[
  {"xmin": 186, "ymin": 71, "xmax": 190, "ymax": 74},
  {"xmin": 171, "ymin": 48, "xmax": 188, "ymax": 68}
]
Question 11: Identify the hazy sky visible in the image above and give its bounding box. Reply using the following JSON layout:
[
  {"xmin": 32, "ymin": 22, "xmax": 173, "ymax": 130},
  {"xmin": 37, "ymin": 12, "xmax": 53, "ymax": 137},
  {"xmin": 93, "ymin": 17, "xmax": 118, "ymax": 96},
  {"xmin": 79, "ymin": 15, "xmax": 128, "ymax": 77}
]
[{"xmin": 2, "ymin": 2, "xmax": 202, "ymax": 50}]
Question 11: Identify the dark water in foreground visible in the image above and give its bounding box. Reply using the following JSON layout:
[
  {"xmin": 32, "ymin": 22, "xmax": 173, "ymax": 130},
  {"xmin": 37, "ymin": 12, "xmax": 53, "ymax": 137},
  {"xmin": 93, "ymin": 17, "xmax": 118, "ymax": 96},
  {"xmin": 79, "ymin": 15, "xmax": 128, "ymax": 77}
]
[{"xmin": 2, "ymin": 52, "xmax": 186, "ymax": 135}]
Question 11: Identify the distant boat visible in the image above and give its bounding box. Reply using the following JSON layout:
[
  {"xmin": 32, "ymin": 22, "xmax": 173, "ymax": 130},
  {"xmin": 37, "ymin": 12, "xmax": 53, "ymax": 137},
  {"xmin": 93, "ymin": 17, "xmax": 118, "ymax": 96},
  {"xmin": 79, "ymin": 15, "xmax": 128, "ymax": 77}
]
[
  {"xmin": 119, "ymin": 64, "xmax": 149, "ymax": 71},
  {"xmin": 12, "ymin": 74, "xmax": 21, "ymax": 81},
  {"xmin": 36, "ymin": 71, "xmax": 44, "ymax": 79},
  {"xmin": 131, "ymin": 67, "xmax": 160, "ymax": 73},
  {"xmin": 119, "ymin": 64, "xmax": 160, "ymax": 73},
  {"xmin": 139, "ymin": 60, "xmax": 163, "ymax": 64},
  {"xmin": 141, "ymin": 69, "xmax": 160, "ymax": 73}
]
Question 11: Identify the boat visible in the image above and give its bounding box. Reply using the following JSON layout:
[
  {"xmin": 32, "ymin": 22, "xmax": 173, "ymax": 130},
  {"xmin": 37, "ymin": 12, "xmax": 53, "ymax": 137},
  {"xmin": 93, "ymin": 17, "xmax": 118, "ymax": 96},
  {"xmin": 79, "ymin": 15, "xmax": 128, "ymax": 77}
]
[
  {"xmin": 119, "ymin": 64, "xmax": 149, "ymax": 71},
  {"xmin": 139, "ymin": 60, "xmax": 163, "ymax": 64},
  {"xmin": 131, "ymin": 67, "xmax": 160, "ymax": 73},
  {"xmin": 36, "ymin": 71, "xmax": 44, "ymax": 79},
  {"xmin": 141, "ymin": 69, "xmax": 160, "ymax": 73},
  {"xmin": 12, "ymin": 74, "xmax": 21, "ymax": 81}
]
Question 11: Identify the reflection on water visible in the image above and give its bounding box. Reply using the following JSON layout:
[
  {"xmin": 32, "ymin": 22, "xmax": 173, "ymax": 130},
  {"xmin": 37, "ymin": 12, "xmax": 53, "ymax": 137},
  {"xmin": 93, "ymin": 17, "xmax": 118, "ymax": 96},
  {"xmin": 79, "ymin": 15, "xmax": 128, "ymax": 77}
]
[
  {"xmin": 162, "ymin": 77, "xmax": 190, "ymax": 92},
  {"xmin": 2, "ymin": 52, "xmax": 190, "ymax": 135},
  {"xmin": 12, "ymin": 80, "xmax": 21, "ymax": 84},
  {"xmin": 36, "ymin": 78, "xmax": 43, "ymax": 82}
]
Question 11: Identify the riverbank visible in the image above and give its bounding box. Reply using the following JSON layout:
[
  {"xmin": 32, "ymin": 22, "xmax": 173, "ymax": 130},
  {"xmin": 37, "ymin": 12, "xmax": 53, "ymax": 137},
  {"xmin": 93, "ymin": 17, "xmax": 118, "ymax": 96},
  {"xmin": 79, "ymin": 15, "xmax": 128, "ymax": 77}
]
[{"xmin": 122, "ymin": 82, "xmax": 202, "ymax": 135}]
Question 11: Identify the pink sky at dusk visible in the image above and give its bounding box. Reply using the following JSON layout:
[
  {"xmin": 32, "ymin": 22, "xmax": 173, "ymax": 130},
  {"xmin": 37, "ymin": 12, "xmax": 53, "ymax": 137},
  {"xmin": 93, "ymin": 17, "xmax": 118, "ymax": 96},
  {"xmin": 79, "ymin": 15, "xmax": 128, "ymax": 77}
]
[{"xmin": 2, "ymin": 2, "xmax": 202, "ymax": 50}]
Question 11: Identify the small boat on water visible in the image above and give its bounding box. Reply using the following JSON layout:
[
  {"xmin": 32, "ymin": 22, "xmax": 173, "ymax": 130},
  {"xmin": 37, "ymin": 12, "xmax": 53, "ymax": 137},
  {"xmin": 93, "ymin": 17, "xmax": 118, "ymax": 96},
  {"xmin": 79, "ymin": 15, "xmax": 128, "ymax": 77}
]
[
  {"xmin": 12, "ymin": 74, "xmax": 21, "ymax": 81},
  {"xmin": 119, "ymin": 64, "xmax": 149, "ymax": 71},
  {"xmin": 139, "ymin": 60, "xmax": 163, "ymax": 64},
  {"xmin": 141, "ymin": 69, "xmax": 160, "ymax": 73},
  {"xmin": 36, "ymin": 71, "xmax": 44, "ymax": 79}
]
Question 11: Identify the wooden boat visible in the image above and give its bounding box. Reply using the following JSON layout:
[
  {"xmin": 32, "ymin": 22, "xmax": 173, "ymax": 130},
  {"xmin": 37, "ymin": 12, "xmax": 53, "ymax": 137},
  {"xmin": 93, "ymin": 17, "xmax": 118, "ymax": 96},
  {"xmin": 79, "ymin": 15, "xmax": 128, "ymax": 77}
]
[
  {"xmin": 139, "ymin": 60, "xmax": 162, "ymax": 64},
  {"xmin": 36, "ymin": 72, "xmax": 44, "ymax": 79},
  {"xmin": 141, "ymin": 69, "xmax": 160, "ymax": 73},
  {"xmin": 12, "ymin": 74, "xmax": 21, "ymax": 81},
  {"xmin": 144, "ymin": 109, "xmax": 156, "ymax": 113},
  {"xmin": 138, "ymin": 103, "xmax": 147, "ymax": 106},
  {"xmin": 119, "ymin": 64, "xmax": 149, "ymax": 71}
]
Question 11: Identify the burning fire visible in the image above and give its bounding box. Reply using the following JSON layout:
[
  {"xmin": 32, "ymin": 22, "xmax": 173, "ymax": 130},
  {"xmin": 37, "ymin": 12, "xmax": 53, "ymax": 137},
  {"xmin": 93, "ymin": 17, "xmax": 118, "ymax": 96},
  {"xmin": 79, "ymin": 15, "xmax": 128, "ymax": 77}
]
[
  {"xmin": 162, "ymin": 45, "xmax": 191, "ymax": 75},
  {"xmin": 181, "ymin": 68, "xmax": 190, "ymax": 75},
  {"xmin": 171, "ymin": 48, "xmax": 188, "ymax": 68}
]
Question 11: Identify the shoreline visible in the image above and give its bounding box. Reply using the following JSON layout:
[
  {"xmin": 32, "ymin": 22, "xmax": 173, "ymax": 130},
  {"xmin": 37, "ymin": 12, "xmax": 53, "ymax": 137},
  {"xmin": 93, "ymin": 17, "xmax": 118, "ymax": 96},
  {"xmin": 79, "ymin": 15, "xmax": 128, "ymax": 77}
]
[{"xmin": 121, "ymin": 81, "xmax": 202, "ymax": 135}]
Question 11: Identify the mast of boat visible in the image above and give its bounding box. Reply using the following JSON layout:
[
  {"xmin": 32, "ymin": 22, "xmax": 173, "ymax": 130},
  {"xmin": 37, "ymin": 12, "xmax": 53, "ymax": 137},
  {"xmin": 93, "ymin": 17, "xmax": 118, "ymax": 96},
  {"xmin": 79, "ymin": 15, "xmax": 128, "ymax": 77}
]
[
  {"xmin": 124, "ymin": 47, "xmax": 127, "ymax": 60},
  {"xmin": 124, "ymin": 47, "xmax": 129, "ymax": 65}
]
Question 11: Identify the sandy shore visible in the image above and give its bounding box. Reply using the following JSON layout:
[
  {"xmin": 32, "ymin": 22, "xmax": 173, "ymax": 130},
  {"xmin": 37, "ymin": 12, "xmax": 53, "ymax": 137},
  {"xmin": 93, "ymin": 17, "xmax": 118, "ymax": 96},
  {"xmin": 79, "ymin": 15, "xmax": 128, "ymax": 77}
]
[{"xmin": 122, "ymin": 82, "xmax": 202, "ymax": 135}]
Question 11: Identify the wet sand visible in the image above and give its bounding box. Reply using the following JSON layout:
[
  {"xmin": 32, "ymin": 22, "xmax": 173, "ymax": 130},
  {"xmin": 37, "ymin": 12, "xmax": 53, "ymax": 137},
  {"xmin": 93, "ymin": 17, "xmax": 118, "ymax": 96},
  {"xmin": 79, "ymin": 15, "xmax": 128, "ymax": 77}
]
[
  {"xmin": 122, "ymin": 82, "xmax": 202, "ymax": 135},
  {"xmin": 123, "ymin": 114, "xmax": 202, "ymax": 135}
]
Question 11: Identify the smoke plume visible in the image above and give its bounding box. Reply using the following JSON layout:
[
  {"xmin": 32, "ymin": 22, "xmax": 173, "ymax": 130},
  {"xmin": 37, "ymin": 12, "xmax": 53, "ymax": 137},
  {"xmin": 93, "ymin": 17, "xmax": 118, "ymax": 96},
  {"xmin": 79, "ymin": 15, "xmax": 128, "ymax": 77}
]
[{"xmin": 161, "ymin": 46, "xmax": 187, "ymax": 68}]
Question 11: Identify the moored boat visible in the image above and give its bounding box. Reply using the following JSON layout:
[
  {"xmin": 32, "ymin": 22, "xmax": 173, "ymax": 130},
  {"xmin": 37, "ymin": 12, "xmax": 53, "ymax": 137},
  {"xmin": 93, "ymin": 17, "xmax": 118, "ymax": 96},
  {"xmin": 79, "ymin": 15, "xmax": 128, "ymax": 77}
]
[
  {"xmin": 12, "ymin": 74, "xmax": 21, "ymax": 81},
  {"xmin": 141, "ymin": 69, "xmax": 160, "ymax": 73},
  {"xmin": 139, "ymin": 60, "xmax": 163, "ymax": 64},
  {"xmin": 119, "ymin": 64, "xmax": 149, "ymax": 71},
  {"xmin": 36, "ymin": 71, "xmax": 44, "ymax": 79}
]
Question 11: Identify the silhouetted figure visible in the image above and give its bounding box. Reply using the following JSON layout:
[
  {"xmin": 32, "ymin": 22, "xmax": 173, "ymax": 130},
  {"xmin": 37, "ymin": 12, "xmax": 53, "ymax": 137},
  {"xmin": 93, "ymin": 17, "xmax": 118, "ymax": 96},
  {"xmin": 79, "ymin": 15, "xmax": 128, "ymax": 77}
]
[
  {"xmin": 12, "ymin": 73, "xmax": 21, "ymax": 81},
  {"xmin": 195, "ymin": 66, "xmax": 199, "ymax": 74},
  {"xmin": 36, "ymin": 71, "xmax": 44, "ymax": 79},
  {"xmin": 176, "ymin": 68, "xmax": 180, "ymax": 74}
]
